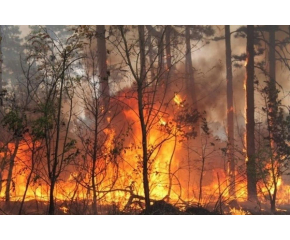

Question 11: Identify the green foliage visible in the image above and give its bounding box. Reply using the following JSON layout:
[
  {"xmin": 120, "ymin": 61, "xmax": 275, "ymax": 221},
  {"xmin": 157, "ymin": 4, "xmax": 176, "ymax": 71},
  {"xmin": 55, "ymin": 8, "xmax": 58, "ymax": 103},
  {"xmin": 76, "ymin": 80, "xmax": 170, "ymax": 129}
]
[
  {"xmin": 31, "ymin": 102, "xmax": 55, "ymax": 139},
  {"xmin": 261, "ymin": 80, "xmax": 290, "ymax": 160},
  {"xmin": 2, "ymin": 109, "xmax": 25, "ymax": 136}
]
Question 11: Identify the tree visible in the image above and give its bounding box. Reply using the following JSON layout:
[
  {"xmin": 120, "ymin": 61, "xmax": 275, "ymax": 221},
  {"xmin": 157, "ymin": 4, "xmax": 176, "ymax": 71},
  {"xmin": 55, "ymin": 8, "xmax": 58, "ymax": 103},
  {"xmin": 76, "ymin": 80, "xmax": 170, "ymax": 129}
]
[
  {"xmin": 24, "ymin": 27, "xmax": 83, "ymax": 214},
  {"xmin": 73, "ymin": 25, "xmax": 122, "ymax": 214},
  {"xmin": 254, "ymin": 25, "xmax": 290, "ymax": 213},
  {"xmin": 245, "ymin": 25, "xmax": 257, "ymax": 202},
  {"xmin": 113, "ymin": 25, "xmax": 187, "ymax": 212},
  {"xmin": 185, "ymin": 26, "xmax": 197, "ymax": 111},
  {"xmin": 225, "ymin": 25, "xmax": 235, "ymax": 197}
]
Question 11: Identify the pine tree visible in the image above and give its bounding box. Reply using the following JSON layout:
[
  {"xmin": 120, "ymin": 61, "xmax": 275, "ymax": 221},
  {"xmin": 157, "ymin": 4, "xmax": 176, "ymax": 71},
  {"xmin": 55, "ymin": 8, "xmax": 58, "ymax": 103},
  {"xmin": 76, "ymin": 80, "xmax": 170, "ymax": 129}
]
[{"xmin": 246, "ymin": 25, "xmax": 257, "ymax": 202}]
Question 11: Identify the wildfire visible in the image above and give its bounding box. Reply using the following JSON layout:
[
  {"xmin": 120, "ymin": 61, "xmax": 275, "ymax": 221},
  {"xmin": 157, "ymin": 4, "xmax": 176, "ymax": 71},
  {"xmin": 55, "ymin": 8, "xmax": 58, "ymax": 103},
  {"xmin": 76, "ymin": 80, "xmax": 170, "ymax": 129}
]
[
  {"xmin": 60, "ymin": 206, "xmax": 69, "ymax": 213},
  {"xmin": 159, "ymin": 118, "xmax": 166, "ymax": 126},
  {"xmin": 1, "ymin": 88, "xmax": 290, "ymax": 214},
  {"xmin": 173, "ymin": 93, "xmax": 184, "ymax": 107},
  {"xmin": 229, "ymin": 207, "xmax": 250, "ymax": 215}
]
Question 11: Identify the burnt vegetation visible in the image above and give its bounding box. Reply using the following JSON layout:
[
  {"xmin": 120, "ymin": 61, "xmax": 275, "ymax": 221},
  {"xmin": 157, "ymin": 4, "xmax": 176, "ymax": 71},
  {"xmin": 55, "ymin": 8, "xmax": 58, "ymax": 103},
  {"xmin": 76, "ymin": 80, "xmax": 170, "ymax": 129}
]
[{"xmin": 1, "ymin": 25, "xmax": 290, "ymax": 215}]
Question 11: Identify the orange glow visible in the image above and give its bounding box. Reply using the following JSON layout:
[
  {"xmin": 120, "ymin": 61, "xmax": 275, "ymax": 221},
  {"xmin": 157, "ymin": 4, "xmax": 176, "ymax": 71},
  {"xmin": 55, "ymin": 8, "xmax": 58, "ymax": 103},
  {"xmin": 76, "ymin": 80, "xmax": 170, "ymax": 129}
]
[
  {"xmin": 1, "ymin": 89, "xmax": 290, "ymax": 214},
  {"xmin": 230, "ymin": 207, "xmax": 250, "ymax": 215},
  {"xmin": 173, "ymin": 93, "xmax": 184, "ymax": 107},
  {"xmin": 227, "ymin": 106, "xmax": 234, "ymax": 113},
  {"xmin": 159, "ymin": 118, "xmax": 166, "ymax": 126}
]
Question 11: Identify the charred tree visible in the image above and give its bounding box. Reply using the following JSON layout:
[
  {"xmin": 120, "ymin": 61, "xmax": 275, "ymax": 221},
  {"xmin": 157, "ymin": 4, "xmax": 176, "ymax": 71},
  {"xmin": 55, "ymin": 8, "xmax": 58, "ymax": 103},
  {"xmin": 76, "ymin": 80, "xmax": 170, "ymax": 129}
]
[
  {"xmin": 89, "ymin": 25, "xmax": 110, "ymax": 215},
  {"xmin": 138, "ymin": 25, "xmax": 150, "ymax": 212},
  {"xmin": 185, "ymin": 26, "xmax": 199, "ymax": 136},
  {"xmin": 225, "ymin": 25, "xmax": 235, "ymax": 197},
  {"xmin": 165, "ymin": 25, "xmax": 172, "ymax": 88},
  {"xmin": 5, "ymin": 137, "xmax": 20, "ymax": 202},
  {"xmin": 146, "ymin": 26, "xmax": 166, "ymax": 85},
  {"xmin": 148, "ymin": 31, "xmax": 155, "ymax": 82},
  {"xmin": 165, "ymin": 26, "xmax": 172, "ymax": 71},
  {"xmin": 268, "ymin": 26, "xmax": 278, "ymax": 212},
  {"xmin": 97, "ymin": 25, "xmax": 109, "ymax": 111},
  {"xmin": 245, "ymin": 25, "xmax": 257, "ymax": 202},
  {"xmin": 48, "ymin": 51, "xmax": 67, "ymax": 215}
]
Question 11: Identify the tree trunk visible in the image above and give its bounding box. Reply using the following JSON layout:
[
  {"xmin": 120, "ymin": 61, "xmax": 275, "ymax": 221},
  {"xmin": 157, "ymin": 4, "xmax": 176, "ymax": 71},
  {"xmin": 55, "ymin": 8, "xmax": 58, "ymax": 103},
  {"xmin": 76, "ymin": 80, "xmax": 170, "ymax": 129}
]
[
  {"xmin": 19, "ymin": 143, "xmax": 35, "ymax": 214},
  {"xmin": 138, "ymin": 25, "xmax": 150, "ymax": 212},
  {"xmin": 246, "ymin": 25, "xmax": 257, "ymax": 202},
  {"xmin": 268, "ymin": 26, "xmax": 278, "ymax": 213},
  {"xmin": 270, "ymin": 187, "xmax": 277, "ymax": 213},
  {"xmin": 268, "ymin": 26, "xmax": 277, "ymax": 137},
  {"xmin": 91, "ymin": 97, "xmax": 99, "ymax": 215},
  {"xmin": 48, "ymin": 178, "xmax": 56, "ymax": 214},
  {"xmin": 225, "ymin": 25, "xmax": 235, "ymax": 197},
  {"xmin": 185, "ymin": 26, "xmax": 199, "ymax": 135},
  {"xmin": 165, "ymin": 25, "xmax": 172, "ymax": 89},
  {"xmin": 146, "ymin": 26, "xmax": 165, "ymax": 85},
  {"xmin": 198, "ymin": 157, "xmax": 205, "ymax": 206},
  {"xmin": 148, "ymin": 32, "xmax": 155, "ymax": 82},
  {"xmin": 97, "ymin": 25, "xmax": 109, "ymax": 112},
  {"xmin": 92, "ymin": 25, "xmax": 109, "ymax": 214},
  {"xmin": 48, "ymin": 51, "xmax": 67, "ymax": 215},
  {"xmin": 5, "ymin": 137, "xmax": 20, "ymax": 202},
  {"xmin": 165, "ymin": 26, "xmax": 172, "ymax": 70}
]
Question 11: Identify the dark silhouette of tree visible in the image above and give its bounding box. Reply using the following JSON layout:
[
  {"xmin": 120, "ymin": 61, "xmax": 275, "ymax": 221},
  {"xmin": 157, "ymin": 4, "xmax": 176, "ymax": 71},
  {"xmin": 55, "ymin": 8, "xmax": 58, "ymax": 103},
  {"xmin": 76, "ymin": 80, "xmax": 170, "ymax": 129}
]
[
  {"xmin": 225, "ymin": 25, "xmax": 235, "ymax": 197},
  {"xmin": 245, "ymin": 25, "xmax": 257, "ymax": 202}
]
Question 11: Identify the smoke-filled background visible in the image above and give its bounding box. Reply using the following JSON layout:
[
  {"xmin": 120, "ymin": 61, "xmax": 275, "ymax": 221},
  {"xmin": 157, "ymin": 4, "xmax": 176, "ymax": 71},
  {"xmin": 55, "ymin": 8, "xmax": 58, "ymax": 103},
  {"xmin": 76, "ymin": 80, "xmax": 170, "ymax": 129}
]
[{"xmin": 1, "ymin": 25, "xmax": 290, "ymax": 218}]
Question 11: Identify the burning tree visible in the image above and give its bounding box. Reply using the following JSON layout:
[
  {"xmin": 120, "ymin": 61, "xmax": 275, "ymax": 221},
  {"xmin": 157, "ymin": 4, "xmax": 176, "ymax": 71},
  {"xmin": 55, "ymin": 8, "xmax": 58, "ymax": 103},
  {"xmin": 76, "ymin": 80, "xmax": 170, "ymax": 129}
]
[
  {"xmin": 20, "ymin": 27, "xmax": 83, "ymax": 214},
  {"xmin": 72, "ymin": 25, "xmax": 123, "ymax": 214},
  {"xmin": 245, "ymin": 25, "xmax": 258, "ymax": 202},
  {"xmin": 107, "ymin": 25, "xmax": 202, "ymax": 213}
]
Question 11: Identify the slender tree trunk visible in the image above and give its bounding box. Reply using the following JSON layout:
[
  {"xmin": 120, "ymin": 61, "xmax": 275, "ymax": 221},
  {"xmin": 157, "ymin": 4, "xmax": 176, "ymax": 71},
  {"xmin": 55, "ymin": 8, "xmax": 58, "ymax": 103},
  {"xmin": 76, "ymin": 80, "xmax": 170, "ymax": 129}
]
[
  {"xmin": 91, "ymin": 98, "xmax": 99, "ymax": 215},
  {"xmin": 198, "ymin": 157, "xmax": 205, "ymax": 206},
  {"xmin": 268, "ymin": 26, "xmax": 278, "ymax": 213},
  {"xmin": 166, "ymin": 134, "xmax": 177, "ymax": 201},
  {"xmin": 5, "ymin": 137, "xmax": 20, "ymax": 202},
  {"xmin": 48, "ymin": 179, "xmax": 56, "ymax": 214},
  {"xmin": 48, "ymin": 51, "xmax": 67, "ymax": 215},
  {"xmin": 138, "ymin": 25, "xmax": 150, "ymax": 212},
  {"xmin": 158, "ymin": 37, "xmax": 164, "ymax": 84},
  {"xmin": 19, "ymin": 142, "xmax": 36, "ymax": 214},
  {"xmin": 246, "ymin": 25, "xmax": 257, "ymax": 202},
  {"xmin": 268, "ymin": 26, "xmax": 277, "ymax": 135},
  {"xmin": 270, "ymin": 187, "xmax": 277, "ymax": 213},
  {"xmin": 148, "ymin": 33, "xmax": 155, "ymax": 82},
  {"xmin": 165, "ymin": 25, "xmax": 172, "ymax": 89},
  {"xmin": 185, "ymin": 26, "xmax": 199, "ymax": 135},
  {"xmin": 165, "ymin": 26, "xmax": 172, "ymax": 70},
  {"xmin": 91, "ymin": 25, "xmax": 109, "ymax": 214},
  {"xmin": 225, "ymin": 25, "xmax": 235, "ymax": 197},
  {"xmin": 146, "ymin": 26, "xmax": 165, "ymax": 85},
  {"xmin": 97, "ymin": 25, "xmax": 109, "ymax": 112},
  {"xmin": 185, "ymin": 26, "xmax": 197, "ymax": 108}
]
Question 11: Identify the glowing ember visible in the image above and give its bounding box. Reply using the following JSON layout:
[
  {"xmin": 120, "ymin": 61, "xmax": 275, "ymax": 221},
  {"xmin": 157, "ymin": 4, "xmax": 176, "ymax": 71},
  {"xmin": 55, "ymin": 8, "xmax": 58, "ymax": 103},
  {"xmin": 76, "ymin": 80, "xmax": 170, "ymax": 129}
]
[
  {"xmin": 229, "ymin": 207, "xmax": 250, "ymax": 215},
  {"xmin": 159, "ymin": 118, "xmax": 167, "ymax": 126},
  {"xmin": 173, "ymin": 93, "xmax": 184, "ymax": 107}
]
